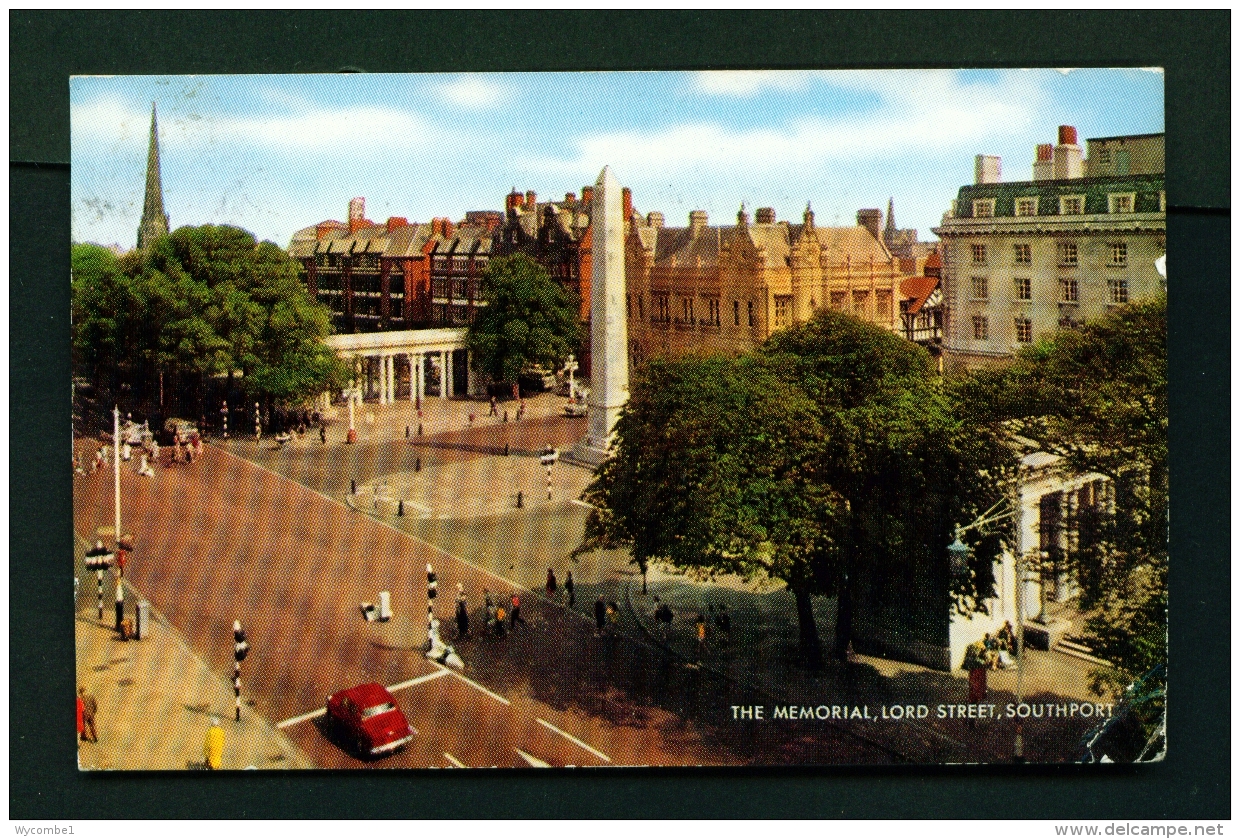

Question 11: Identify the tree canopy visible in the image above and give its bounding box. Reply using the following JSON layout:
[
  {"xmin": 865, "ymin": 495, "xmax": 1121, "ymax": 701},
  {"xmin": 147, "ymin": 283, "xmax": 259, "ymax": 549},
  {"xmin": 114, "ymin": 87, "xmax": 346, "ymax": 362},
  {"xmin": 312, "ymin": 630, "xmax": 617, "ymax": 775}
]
[
  {"xmin": 72, "ymin": 225, "xmax": 346, "ymax": 416},
  {"xmin": 956, "ymin": 295, "xmax": 1167, "ymax": 695},
  {"xmin": 465, "ymin": 253, "xmax": 581, "ymax": 387},
  {"xmin": 581, "ymin": 308, "xmax": 1011, "ymax": 660}
]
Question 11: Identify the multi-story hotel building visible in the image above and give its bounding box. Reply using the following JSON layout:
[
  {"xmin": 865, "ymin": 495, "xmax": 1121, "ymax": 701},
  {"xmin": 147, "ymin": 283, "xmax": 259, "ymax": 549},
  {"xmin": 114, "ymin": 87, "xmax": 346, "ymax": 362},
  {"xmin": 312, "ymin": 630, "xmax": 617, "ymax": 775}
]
[{"xmin": 934, "ymin": 126, "xmax": 1166, "ymax": 374}]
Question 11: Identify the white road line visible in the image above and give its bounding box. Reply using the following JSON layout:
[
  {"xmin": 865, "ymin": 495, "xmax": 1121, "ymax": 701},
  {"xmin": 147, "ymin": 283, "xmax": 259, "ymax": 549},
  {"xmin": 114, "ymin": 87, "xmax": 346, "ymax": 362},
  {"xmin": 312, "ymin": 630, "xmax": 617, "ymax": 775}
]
[
  {"xmin": 277, "ymin": 707, "xmax": 326, "ymax": 729},
  {"xmin": 388, "ymin": 669, "xmax": 450, "ymax": 693},
  {"xmin": 536, "ymin": 717, "xmax": 612, "ymax": 763},
  {"xmin": 277, "ymin": 670, "xmax": 448, "ymax": 729},
  {"xmin": 434, "ymin": 662, "xmax": 511, "ymax": 706},
  {"xmin": 515, "ymin": 748, "xmax": 550, "ymax": 767},
  {"xmin": 443, "ymin": 752, "xmax": 465, "ymax": 768}
]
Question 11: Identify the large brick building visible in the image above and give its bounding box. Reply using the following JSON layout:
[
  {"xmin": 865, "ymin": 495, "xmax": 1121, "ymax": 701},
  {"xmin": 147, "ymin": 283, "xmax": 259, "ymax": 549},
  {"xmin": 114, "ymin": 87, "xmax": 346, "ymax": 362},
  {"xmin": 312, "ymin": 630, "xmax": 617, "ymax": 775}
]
[
  {"xmin": 624, "ymin": 204, "xmax": 905, "ymax": 364},
  {"xmin": 288, "ymin": 198, "xmax": 502, "ymax": 334},
  {"xmin": 934, "ymin": 126, "xmax": 1166, "ymax": 374}
]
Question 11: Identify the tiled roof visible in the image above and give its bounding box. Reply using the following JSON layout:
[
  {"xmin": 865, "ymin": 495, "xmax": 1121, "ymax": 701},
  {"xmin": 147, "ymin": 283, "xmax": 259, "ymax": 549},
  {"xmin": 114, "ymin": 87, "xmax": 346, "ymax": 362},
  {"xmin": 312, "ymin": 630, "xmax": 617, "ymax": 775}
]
[
  {"xmin": 954, "ymin": 172, "xmax": 1165, "ymax": 218},
  {"xmin": 899, "ymin": 275, "xmax": 940, "ymax": 315},
  {"xmin": 641, "ymin": 219, "xmax": 894, "ymax": 268}
]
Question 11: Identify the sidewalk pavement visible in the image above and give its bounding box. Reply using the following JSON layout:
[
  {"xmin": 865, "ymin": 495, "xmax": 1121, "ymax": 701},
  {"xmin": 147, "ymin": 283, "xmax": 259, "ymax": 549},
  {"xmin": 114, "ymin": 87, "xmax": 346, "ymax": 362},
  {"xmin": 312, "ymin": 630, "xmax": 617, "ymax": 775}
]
[{"xmin": 73, "ymin": 537, "xmax": 313, "ymax": 771}]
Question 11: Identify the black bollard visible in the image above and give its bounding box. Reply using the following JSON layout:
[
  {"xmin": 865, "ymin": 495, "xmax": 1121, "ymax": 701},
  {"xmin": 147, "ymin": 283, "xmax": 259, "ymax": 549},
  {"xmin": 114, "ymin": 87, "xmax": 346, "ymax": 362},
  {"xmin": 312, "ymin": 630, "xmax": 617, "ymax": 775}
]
[
  {"xmin": 397, "ymin": 499, "xmax": 404, "ymax": 517},
  {"xmin": 504, "ymin": 443, "xmax": 510, "ymax": 456},
  {"xmin": 517, "ymin": 490, "xmax": 523, "ymax": 509},
  {"xmin": 417, "ymin": 423, "xmax": 423, "ymax": 436},
  {"xmin": 415, "ymin": 457, "xmax": 421, "ymax": 472},
  {"xmin": 350, "ymin": 479, "xmax": 356, "ymax": 495},
  {"xmin": 503, "ymin": 410, "xmax": 508, "ymax": 423},
  {"xmin": 405, "ymin": 425, "xmax": 410, "ymax": 438}
]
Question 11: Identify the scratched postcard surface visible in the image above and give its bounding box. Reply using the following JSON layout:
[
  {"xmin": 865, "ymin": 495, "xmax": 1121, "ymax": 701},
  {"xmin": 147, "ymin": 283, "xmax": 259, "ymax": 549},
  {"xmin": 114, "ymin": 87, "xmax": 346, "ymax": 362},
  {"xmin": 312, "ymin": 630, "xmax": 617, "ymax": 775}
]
[{"xmin": 70, "ymin": 70, "xmax": 1166, "ymax": 768}]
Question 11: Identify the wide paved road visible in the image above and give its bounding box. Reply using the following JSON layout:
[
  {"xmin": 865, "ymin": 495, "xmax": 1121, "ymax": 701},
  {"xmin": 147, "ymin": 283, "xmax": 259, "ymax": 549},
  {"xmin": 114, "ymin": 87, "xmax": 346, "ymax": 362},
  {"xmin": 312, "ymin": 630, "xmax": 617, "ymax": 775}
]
[{"xmin": 74, "ymin": 434, "xmax": 897, "ymax": 767}]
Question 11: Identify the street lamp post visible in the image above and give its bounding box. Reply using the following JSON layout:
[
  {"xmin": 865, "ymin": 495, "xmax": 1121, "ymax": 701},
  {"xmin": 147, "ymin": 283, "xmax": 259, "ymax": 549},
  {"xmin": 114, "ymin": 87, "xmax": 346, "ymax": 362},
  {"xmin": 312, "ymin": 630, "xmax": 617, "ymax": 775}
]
[
  {"xmin": 343, "ymin": 380, "xmax": 362, "ymax": 444},
  {"xmin": 564, "ymin": 354, "xmax": 578, "ymax": 401}
]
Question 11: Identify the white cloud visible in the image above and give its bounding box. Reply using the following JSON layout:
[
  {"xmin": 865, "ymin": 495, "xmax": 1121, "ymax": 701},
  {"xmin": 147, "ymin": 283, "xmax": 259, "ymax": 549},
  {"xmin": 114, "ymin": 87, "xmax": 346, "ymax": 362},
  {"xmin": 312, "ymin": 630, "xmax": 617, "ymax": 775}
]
[
  {"xmin": 439, "ymin": 77, "xmax": 506, "ymax": 108},
  {"xmin": 692, "ymin": 70, "xmax": 825, "ymax": 97}
]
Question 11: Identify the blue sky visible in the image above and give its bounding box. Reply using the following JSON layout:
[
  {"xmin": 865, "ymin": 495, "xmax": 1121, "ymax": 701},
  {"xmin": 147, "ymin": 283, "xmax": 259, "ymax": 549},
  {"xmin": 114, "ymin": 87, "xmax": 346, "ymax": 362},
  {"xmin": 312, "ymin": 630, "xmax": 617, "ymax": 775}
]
[{"xmin": 71, "ymin": 69, "xmax": 1163, "ymax": 250}]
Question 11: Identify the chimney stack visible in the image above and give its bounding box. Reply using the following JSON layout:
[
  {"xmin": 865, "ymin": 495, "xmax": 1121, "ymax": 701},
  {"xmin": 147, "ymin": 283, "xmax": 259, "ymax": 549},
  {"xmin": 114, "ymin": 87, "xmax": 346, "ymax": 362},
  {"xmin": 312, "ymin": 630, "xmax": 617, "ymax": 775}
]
[
  {"xmin": 348, "ymin": 197, "xmax": 367, "ymax": 233},
  {"xmin": 582, "ymin": 186, "xmax": 594, "ymax": 206},
  {"xmin": 622, "ymin": 187, "xmax": 633, "ymax": 220},
  {"xmin": 443, "ymin": 220, "xmax": 455, "ymax": 239},
  {"xmin": 506, "ymin": 189, "xmax": 524, "ymax": 213},
  {"xmin": 565, "ymin": 192, "xmax": 576, "ymax": 203},
  {"xmin": 756, "ymin": 207, "xmax": 776, "ymax": 224},
  {"xmin": 646, "ymin": 211, "xmax": 664, "ymax": 229},
  {"xmin": 974, "ymin": 155, "xmax": 1002, "ymax": 185},
  {"xmin": 386, "ymin": 217, "xmax": 408, "ymax": 230},
  {"xmin": 1053, "ymin": 125, "xmax": 1084, "ymax": 180},
  {"xmin": 1032, "ymin": 143, "xmax": 1055, "ymax": 181},
  {"xmin": 689, "ymin": 210, "xmax": 709, "ymax": 231},
  {"xmin": 525, "ymin": 190, "xmax": 537, "ymax": 209},
  {"xmin": 857, "ymin": 209, "xmax": 883, "ymax": 240}
]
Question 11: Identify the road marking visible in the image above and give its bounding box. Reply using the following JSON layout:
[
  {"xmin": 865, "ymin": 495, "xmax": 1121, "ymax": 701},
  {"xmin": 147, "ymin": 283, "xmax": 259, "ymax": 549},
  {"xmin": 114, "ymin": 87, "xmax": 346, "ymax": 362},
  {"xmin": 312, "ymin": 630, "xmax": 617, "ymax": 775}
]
[
  {"xmin": 434, "ymin": 662, "xmax": 511, "ymax": 706},
  {"xmin": 277, "ymin": 707, "xmax": 326, "ymax": 729},
  {"xmin": 515, "ymin": 748, "xmax": 550, "ymax": 768},
  {"xmin": 443, "ymin": 752, "xmax": 465, "ymax": 768},
  {"xmin": 277, "ymin": 670, "xmax": 448, "ymax": 729},
  {"xmin": 536, "ymin": 717, "xmax": 612, "ymax": 763},
  {"xmin": 388, "ymin": 669, "xmax": 450, "ymax": 693}
]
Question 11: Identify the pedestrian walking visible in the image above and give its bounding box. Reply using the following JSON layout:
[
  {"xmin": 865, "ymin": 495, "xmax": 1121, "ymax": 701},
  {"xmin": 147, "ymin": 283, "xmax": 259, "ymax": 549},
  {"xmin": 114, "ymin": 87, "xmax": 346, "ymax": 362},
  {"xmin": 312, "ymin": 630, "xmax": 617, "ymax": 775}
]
[
  {"xmin": 695, "ymin": 613, "xmax": 708, "ymax": 651},
  {"xmin": 78, "ymin": 686, "xmax": 98, "ymax": 742},
  {"xmin": 204, "ymin": 717, "xmax": 225, "ymax": 770},
  {"xmin": 76, "ymin": 693, "xmax": 86, "ymax": 743},
  {"xmin": 488, "ymin": 396, "xmax": 498, "ymax": 417},
  {"xmin": 455, "ymin": 583, "xmax": 469, "ymax": 639},
  {"xmin": 545, "ymin": 568, "xmax": 557, "ymax": 600},
  {"xmin": 963, "ymin": 638, "xmax": 989, "ymax": 726},
  {"xmin": 510, "ymin": 593, "xmax": 526, "ymax": 629},
  {"xmin": 608, "ymin": 601, "xmax": 620, "ymax": 629},
  {"xmin": 320, "ymin": 424, "xmax": 327, "ymax": 445},
  {"xmin": 594, "ymin": 595, "xmax": 607, "ymax": 634},
  {"xmin": 565, "ymin": 571, "xmax": 575, "ymax": 607}
]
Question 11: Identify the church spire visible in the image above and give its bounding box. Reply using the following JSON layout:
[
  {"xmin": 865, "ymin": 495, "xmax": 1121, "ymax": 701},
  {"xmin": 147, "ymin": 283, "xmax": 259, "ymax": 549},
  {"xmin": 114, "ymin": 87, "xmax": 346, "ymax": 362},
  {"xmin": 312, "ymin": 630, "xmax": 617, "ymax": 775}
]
[
  {"xmin": 137, "ymin": 103, "xmax": 170, "ymax": 249},
  {"xmin": 884, "ymin": 197, "xmax": 896, "ymax": 240}
]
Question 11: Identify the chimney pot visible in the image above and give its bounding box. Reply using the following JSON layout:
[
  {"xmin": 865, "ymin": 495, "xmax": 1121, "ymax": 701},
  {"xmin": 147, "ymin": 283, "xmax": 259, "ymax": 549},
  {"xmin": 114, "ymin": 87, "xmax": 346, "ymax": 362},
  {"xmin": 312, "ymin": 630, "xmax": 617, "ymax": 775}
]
[
  {"xmin": 525, "ymin": 191, "xmax": 537, "ymax": 208},
  {"xmin": 689, "ymin": 210, "xmax": 709, "ymax": 230},
  {"xmin": 386, "ymin": 217, "xmax": 408, "ymax": 230},
  {"xmin": 647, "ymin": 211, "xmax": 664, "ymax": 229},
  {"xmin": 565, "ymin": 192, "xmax": 576, "ymax": 203},
  {"xmin": 756, "ymin": 207, "xmax": 776, "ymax": 224},
  {"xmin": 1058, "ymin": 125, "xmax": 1078, "ymax": 146},
  {"xmin": 582, "ymin": 186, "xmax": 594, "ymax": 205},
  {"xmin": 622, "ymin": 187, "xmax": 634, "ymax": 220}
]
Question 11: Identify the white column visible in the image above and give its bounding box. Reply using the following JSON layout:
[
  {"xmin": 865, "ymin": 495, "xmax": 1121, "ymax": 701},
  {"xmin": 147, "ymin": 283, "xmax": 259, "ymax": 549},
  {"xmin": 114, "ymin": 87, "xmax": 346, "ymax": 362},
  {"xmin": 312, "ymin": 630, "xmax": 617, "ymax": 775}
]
[
  {"xmin": 440, "ymin": 351, "xmax": 448, "ymax": 399},
  {"xmin": 378, "ymin": 355, "xmax": 387, "ymax": 405},
  {"xmin": 446, "ymin": 350, "xmax": 455, "ymax": 398},
  {"xmin": 466, "ymin": 350, "xmax": 474, "ymax": 396},
  {"xmin": 409, "ymin": 354, "xmax": 416, "ymax": 402},
  {"xmin": 387, "ymin": 355, "xmax": 395, "ymax": 404},
  {"xmin": 416, "ymin": 353, "xmax": 425, "ymax": 401}
]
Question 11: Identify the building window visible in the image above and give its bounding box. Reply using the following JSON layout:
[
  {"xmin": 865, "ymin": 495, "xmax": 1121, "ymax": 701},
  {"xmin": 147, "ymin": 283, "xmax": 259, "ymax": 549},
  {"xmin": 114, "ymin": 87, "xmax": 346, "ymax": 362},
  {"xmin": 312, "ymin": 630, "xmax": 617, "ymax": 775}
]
[
  {"xmin": 1015, "ymin": 197, "xmax": 1039, "ymax": 217},
  {"xmin": 851, "ymin": 290, "xmax": 869, "ymax": 317},
  {"xmin": 1060, "ymin": 195, "xmax": 1085, "ymax": 215},
  {"xmin": 747, "ymin": 301, "xmax": 755, "ymax": 327},
  {"xmin": 1108, "ymin": 279, "xmax": 1130, "ymax": 305},
  {"xmin": 1060, "ymin": 277, "xmax": 1079, "ymax": 303},
  {"xmin": 1108, "ymin": 193, "xmax": 1135, "ymax": 214},
  {"xmin": 1110, "ymin": 242, "xmax": 1128, "ymax": 266},
  {"xmin": 733, "ymin": 300, "xmax": 740, "ymax": 326},
  {"xmin": 830, "ymin": 292, "xmax": 846, "ymax": 310},
  {"xmin": 704, "ymin": 297, "xmax": 721, "ymax": 326},
  {"xmin": 972, "ymin": 199, "xmax": 995, "ymax": 218},
  {"xmin": 971, "ymin": 244, "xmax": 987, "ymax": 264},
  {"xmin": 1097, "ymin": 149, "xmax": 1111, "ymax": 165},
  {"xmin": 773, "ymin": 295, "xmax": 792, "ymax": 328},
  {"xmin": 681, "ymin": 297, "xmax": 694, "ymax": 323},
  {"xmin": 1015, "ymin": 316, "xmax": 1033, "ymax": 344},
  {"xmin": 876, "ymin": 290, "xmax": 892, "ymax": 321},
  {"xmin": 1058, "ymin": 242, "xmax": 1079, "ymax": 266},
  {"xmin": 972, "ymin": 315, "xmax": 989, "ymax": 341},
  {"xmin": 970, "ymin": 276, "xmax": 989, "ymax": 300},
  {"xmin": 1014, "ymin": 243, "xmax": 1031, "ymax": 264},
  {"xmin": 1014, "ymin": 277, "xmax": 1032, "ymax": 301}
]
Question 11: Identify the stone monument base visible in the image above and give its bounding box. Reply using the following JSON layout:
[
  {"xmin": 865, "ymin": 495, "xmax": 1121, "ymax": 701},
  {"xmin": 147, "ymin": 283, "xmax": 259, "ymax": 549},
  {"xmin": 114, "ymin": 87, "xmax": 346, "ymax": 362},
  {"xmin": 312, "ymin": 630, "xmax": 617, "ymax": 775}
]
[{"xmin": 571, "ymin": 438, "xmax": 611, "ymax": 467}]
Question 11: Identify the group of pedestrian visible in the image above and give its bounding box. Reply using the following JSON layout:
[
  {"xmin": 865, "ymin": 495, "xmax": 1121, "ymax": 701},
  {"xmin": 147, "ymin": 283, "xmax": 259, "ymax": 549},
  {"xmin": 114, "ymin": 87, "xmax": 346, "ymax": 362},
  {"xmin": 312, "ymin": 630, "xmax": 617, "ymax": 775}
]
[
  {"xmin": 593, "ymin": 595, "xmax": 619, "ymax": 634},
  {"xmin": 544, "ymin": 568, "xmax": 576, "ymax": 607},
  {"xmin": 476, "ymin": 587, "xmax": 528, "ymax": 639}
]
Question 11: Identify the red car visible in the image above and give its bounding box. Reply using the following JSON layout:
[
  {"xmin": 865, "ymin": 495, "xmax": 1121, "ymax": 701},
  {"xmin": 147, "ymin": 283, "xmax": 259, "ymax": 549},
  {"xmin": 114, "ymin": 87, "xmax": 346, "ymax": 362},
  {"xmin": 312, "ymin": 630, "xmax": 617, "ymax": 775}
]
[{"xmin": 324, "ymin": 683, "xmax": 415, "ymax": 758}]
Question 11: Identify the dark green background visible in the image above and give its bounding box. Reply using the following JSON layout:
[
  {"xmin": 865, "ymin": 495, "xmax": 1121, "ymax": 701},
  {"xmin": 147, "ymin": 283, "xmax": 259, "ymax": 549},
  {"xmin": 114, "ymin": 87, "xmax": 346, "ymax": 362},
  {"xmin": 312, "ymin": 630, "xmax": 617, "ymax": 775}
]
[{"xmin": 11, "ymin": 9, "xmax": 1229, "ymax": 820}]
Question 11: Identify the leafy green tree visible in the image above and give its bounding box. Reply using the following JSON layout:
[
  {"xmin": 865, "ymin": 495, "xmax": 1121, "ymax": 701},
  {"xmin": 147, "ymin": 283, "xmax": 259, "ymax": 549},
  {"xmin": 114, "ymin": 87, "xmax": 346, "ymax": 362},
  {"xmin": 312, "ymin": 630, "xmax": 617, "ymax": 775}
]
[
  {"xmin": 466, "ymin": 253, "xmax": 581, "ymax": 390},
  {"xmin": 72, "ymin": 226, "xmax": 346, "ymax": 417},
  {"xmin": 581, "ymin": 309, "xmax": 1011, "ymax": 660},
  {"xmin": 958, "ymin": 296, "xmax": 1167, "ymax": 695}
]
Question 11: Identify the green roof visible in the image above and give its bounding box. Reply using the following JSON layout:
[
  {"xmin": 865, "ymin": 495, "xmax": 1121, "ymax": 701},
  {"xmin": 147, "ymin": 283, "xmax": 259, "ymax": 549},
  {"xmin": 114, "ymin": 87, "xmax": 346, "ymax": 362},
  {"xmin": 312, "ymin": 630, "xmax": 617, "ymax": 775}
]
[{"xmin": 955, "ymin": 173, "xmax": 1164, "ymax": 218}]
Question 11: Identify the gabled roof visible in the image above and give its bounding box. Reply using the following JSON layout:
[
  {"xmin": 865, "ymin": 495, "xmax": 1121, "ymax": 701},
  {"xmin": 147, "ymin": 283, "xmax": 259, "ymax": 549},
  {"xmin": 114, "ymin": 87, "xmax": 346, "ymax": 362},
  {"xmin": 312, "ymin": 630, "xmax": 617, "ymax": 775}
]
[{"xmin": 900, "ymin": 275, "xmax": 940, "ymax": 314}]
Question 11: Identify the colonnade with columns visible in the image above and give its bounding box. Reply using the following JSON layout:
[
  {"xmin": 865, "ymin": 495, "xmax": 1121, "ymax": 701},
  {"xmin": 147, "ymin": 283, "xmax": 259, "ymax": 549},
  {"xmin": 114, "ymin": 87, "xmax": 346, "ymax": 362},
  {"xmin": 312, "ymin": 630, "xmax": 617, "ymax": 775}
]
[{"xmin": 349, "ymin": 348, "xmax": 475, "ymax": 404}]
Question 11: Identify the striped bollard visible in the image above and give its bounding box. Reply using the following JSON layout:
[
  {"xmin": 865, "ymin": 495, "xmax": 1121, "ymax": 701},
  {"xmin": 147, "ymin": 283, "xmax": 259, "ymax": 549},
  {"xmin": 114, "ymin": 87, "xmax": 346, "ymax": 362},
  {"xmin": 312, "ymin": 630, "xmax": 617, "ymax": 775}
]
[
  {"xmin": 233, "ymin": 620, "xmax": 250, "ymax": 721},
  {"xmin": 426, "ymin": 564, "xmax": 438, "ymax": 637}
]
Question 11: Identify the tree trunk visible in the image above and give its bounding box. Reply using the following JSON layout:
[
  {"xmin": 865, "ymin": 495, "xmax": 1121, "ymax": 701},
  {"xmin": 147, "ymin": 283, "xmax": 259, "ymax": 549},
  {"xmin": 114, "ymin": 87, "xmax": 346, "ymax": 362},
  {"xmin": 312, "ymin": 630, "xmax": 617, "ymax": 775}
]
[
  {"xmin": 792, "ymin": 581, "xmax": 823, "ymax": 665},
  {"xmin": 833, "ymin": 572, "xmax": 853, "ymax": 662}
]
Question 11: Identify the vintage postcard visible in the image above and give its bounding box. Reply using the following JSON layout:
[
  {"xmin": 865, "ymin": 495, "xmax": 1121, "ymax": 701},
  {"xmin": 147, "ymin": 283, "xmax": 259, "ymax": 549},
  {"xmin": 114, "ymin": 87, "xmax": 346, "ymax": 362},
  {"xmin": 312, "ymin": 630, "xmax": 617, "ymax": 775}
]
[{"xmin": 70, "ymin": 69, "xmax": 1166, "ymax": 769}]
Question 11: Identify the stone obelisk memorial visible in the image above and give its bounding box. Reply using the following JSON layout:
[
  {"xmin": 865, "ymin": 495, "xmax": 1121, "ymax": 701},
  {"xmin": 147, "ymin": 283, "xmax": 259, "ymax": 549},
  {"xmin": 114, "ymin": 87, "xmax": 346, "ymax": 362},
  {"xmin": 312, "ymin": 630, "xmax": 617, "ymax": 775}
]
[{"xmin": 573, "ymin": 166, "xmax": 629, "ymax": 465}]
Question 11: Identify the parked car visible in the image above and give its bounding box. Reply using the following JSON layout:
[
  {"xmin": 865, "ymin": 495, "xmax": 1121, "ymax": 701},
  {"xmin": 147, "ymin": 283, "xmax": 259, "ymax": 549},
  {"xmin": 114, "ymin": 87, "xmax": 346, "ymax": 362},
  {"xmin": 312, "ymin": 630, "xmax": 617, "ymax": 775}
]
[{"xmin": 324, "ymin": 683, "xmax": 415, "ymax": 759}]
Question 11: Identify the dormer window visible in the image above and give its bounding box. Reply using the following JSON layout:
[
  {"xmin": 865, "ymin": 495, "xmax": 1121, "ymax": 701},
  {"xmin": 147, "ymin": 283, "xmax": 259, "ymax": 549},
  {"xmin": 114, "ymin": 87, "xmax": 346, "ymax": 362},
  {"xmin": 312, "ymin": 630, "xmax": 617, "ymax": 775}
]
[
  {"xmin": 1059, "ymin": 195, "xmax": 1085, "ymax": 215},
  {"xmin": 1015, "ymin": 197, "xmax": 1039, "ymax": 217},
  {"xmin": 1108, "ymin": 193, "xmax": 1135, "ymax": 214},
  {"xmin": 972, "ymin": 199, "xmax": 995, "ymax": 218}
]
